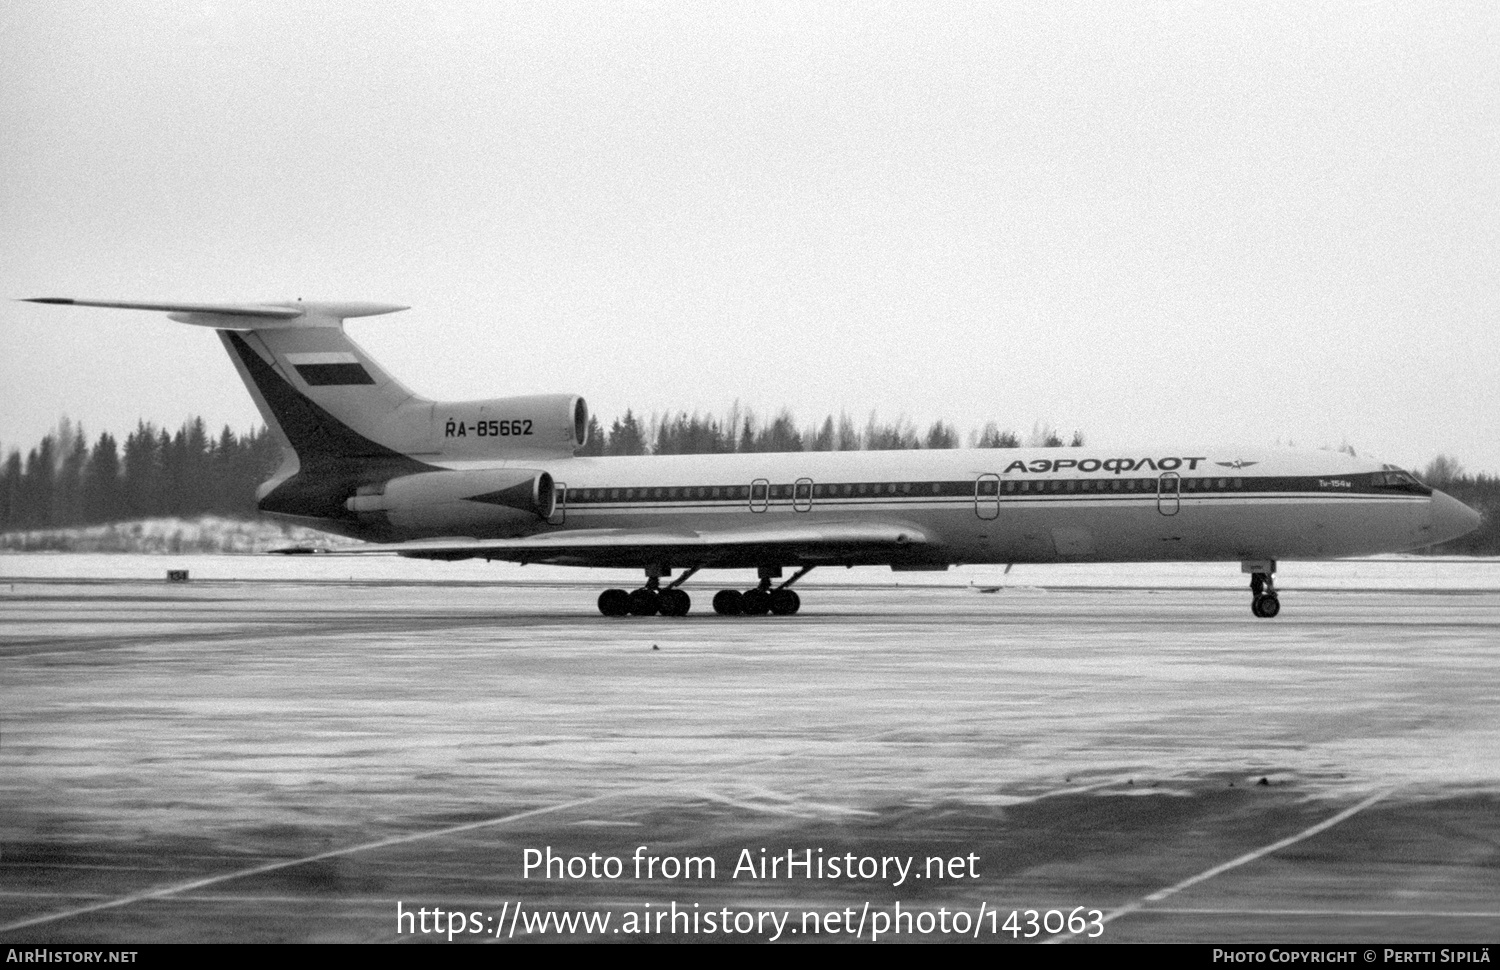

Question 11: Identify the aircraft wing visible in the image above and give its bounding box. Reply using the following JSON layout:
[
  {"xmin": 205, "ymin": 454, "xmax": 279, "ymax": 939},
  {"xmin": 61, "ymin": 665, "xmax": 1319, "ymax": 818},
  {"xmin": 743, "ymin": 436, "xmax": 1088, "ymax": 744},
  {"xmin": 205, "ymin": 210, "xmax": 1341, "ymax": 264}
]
[{"xmin": 283, "ymin": 520, "xmax": 933, "ymax": 568}]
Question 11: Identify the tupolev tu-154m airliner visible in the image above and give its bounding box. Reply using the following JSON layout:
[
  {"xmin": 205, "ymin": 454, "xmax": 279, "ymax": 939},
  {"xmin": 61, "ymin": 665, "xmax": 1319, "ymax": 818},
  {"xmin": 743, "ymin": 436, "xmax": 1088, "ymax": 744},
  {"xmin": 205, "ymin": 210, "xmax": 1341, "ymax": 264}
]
[{"xmin": 25, "ymin": 298, "xmax": 1482, "ymax": 619}]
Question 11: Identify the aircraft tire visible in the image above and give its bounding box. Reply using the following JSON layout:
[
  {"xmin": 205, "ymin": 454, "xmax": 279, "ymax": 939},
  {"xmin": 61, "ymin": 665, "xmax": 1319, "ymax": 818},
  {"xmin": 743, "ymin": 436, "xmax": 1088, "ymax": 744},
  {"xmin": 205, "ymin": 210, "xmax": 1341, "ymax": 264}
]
[
  {"xmin": 659, "ymin": 588, "xmax": 691, "ymax": 617},
  {"xmin": 712, "ymin": 589, "xmax": 742, "ymax": 615},
  {"xmin": 769, "ymin": 589, "xmax": 800, "ymax": 615},
  {"xmin": 740, "ymin": 589, "xmax": 771, "ymax": 616},
  {"xmin": 1253, "ymin": 593, "xmax": 1281, "ymax": 619},
  {"xmin": 598, "ymin": 589, "xmax": 630, "ymax": 617},
  {"xmin": 627, "ymin": 588, "xmax": 660, "ymax": 616}
]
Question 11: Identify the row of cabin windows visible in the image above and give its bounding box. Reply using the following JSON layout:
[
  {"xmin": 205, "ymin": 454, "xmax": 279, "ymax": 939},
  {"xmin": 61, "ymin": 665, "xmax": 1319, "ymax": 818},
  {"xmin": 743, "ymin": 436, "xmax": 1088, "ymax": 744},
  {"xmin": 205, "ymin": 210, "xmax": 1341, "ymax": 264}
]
[
  {"xmin": 978, "ymin": 478, "xmax": 1241, "ymax": 495},
  {"xmin": 568, "ymin": 483, "xmax": 944, "ymax": 502},
  {"xmin": 567, "ymin": 477, "xmax": 1247, "ymax": 503}
]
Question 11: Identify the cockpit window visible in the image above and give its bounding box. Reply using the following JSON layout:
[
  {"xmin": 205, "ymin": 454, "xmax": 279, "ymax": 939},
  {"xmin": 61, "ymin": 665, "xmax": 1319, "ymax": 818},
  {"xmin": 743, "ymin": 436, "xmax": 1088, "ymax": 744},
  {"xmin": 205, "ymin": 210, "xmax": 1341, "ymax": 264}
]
[{"xmin": 1373, "ymin": 470, "xmax": 1432, "ymax": 494}]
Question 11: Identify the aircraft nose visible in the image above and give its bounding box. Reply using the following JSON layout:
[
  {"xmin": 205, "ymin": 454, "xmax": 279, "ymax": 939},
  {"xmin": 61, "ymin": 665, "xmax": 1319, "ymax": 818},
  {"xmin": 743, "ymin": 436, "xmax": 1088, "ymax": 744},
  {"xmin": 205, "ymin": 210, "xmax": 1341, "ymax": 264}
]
[{"xmin": 1429, "ymin": 490, "xmax": 1483, "ymax": 545}]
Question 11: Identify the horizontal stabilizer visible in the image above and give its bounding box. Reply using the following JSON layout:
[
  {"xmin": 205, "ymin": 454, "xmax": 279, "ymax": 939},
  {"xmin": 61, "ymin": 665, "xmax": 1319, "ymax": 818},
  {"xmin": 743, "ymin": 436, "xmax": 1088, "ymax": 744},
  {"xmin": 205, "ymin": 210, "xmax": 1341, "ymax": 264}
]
[
  {"xmin": 25, "ymin": 298, "xmax": 303, "ymax": 318},
  {"xmin": 22, "ymin": 298, "xmax": 408, "ymax": 329}
]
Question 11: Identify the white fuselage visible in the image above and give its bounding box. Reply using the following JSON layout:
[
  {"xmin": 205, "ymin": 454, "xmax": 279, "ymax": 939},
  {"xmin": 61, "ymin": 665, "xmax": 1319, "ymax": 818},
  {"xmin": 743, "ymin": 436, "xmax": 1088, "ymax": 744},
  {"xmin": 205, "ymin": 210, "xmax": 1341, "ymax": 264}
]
[{"xmin": 375, "ymin": 445, "xmax": 1462, "ymax": 569}]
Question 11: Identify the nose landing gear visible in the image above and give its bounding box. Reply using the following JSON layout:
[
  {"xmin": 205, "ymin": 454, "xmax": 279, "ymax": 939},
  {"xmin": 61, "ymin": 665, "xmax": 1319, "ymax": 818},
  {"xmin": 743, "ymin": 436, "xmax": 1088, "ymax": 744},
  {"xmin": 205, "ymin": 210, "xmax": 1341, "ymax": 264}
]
[{"xmin": 1245, "ymin": 561, "xmax": 1281, "ymax": 618}]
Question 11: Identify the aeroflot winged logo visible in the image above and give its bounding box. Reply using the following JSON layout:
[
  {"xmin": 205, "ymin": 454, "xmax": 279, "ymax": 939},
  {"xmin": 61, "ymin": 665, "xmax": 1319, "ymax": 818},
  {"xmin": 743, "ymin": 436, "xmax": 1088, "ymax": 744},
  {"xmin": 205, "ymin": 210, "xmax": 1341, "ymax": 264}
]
[
  {"xmin": 1001, "ymin": 456, "xmax": 1208, "ymax": 475},
  {"xmin": 1215, "ymin": 459, "xmax": 1260, "ymax": 469}
]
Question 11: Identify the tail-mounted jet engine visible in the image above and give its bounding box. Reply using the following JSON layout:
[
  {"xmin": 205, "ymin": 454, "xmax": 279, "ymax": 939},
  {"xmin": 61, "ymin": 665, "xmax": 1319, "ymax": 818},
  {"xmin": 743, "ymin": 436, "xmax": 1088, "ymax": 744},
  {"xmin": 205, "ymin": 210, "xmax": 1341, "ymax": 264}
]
[
  {"xmin": 437, "ymin": 394, "xmax": 588, "ymax": 458},
  {"xmin": 346, "ymin": 468, "xmax": 555, "ymax": 537}
]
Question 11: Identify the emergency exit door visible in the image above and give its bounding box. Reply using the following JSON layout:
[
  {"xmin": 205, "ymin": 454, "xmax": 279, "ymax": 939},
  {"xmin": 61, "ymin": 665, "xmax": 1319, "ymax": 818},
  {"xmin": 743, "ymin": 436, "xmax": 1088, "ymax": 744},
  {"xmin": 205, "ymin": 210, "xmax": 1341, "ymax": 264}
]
[{"xmin": 1157, "ymin": 473, "xmax": 1180, "ymax": 516}]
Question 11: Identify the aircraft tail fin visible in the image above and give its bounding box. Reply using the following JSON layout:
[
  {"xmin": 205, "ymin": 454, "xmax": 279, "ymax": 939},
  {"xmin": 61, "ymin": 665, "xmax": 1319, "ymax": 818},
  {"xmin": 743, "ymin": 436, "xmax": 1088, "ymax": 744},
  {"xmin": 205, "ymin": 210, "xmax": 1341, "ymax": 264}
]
[
  {"xmin": 23, "ymin": 297, "xmax": 589, "ymax": 531},
  {"xmin": 22, "ymin": 299, "xmax": 436, "ymax": 522}
]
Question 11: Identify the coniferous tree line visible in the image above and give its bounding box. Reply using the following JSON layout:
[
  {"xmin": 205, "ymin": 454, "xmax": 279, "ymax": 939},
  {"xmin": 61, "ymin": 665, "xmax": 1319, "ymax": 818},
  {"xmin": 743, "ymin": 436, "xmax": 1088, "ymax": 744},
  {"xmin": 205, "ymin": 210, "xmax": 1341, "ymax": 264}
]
[
  {"xmin": 575, "ymin": 406, "xmax": 1080, "ymax": 457},
  {"xmin": 1, "ymin": 418, "xmax": 281, "ymax": 531}
]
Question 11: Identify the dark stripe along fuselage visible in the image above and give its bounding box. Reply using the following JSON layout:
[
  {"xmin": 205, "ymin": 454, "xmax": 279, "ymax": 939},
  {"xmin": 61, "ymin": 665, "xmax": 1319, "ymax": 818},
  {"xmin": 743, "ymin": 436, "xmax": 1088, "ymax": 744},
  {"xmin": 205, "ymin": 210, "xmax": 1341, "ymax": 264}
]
[{"xmin": 556, "ymin": 471, "xmax": 1429, "ymax": 508}]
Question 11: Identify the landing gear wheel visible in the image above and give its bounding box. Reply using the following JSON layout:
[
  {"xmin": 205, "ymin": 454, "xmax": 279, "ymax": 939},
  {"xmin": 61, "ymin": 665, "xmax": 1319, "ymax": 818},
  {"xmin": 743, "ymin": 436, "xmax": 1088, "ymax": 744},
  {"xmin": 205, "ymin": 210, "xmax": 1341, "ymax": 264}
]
[
  {"xmin": 627, "ymin": 588, "xmax": 660, "ymax": 616},
  {"xmin": 712, "ymin": 589, "xmax": 743, "ymax": 615},
  {"xmin": 769, "ymin": 588, "xmax": 801, "ymax": 615},
  {"xmin": 658, "ymin": 588, "xmax": 691, "ymax": 617},
  {"xmin": 1252, "ymin": 593, "xmax": 1281, "ymax": 619},
  {"xmin": 1248, "ymin": 568, "xmax": 1280, "ymax": 618},
  {"xmin": 598, "ymin": 588, "xmax": 630, "ymax": 617},
  {"xmin": 740, "ymin": 588, "xmax": 771, "ymax": 616}
]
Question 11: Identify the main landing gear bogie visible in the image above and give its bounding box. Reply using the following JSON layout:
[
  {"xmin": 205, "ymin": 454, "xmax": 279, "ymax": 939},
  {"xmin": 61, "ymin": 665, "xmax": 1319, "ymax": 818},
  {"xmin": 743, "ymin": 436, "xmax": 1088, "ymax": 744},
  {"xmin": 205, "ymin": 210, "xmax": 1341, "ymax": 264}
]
[
  {"xmin": 598, "ymin": 586, "xmax": 692, "ymax": 617},
  {"xmin": 713, "ymin": 587, "xmax": 800, "ymax": 616},
  {"xmin": 599, "ymin": 566, "xmax": 811, "ymax": 618}
]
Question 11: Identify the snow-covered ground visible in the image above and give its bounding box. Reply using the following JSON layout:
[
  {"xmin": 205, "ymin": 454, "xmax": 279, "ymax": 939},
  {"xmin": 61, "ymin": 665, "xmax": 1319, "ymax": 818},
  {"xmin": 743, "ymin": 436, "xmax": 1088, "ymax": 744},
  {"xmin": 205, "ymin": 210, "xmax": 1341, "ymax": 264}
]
[{"xmin": 0, "ymin": 516, "xmax": 355, "ymax": 554}]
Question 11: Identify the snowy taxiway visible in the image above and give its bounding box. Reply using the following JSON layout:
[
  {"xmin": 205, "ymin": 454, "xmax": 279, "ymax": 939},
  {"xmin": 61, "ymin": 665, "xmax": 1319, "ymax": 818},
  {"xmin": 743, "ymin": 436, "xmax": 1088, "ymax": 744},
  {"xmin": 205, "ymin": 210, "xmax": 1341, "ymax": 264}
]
[{"xmin": 2, "ymin": 556, "xmax": 1497, "ymax": 942}]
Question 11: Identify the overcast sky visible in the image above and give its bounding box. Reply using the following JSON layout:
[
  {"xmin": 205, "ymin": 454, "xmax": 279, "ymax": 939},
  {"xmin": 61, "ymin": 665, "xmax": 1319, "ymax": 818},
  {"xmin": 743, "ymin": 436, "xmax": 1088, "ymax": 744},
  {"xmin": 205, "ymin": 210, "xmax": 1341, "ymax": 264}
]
[{"xmin": 3, "ymin": 2, "xmax": 1497, "ymax": 473}]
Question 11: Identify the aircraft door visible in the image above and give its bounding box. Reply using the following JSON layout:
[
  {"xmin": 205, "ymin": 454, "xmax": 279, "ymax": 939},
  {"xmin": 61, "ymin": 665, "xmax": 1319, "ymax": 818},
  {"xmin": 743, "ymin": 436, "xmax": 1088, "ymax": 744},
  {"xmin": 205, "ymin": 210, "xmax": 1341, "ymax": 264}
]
[
  {"xmin": 793, "ymin": 478, "xmax": 813, "ymax": 512},
  {"xmin": 1157, "ymin": 472, "xmax": 1180, "ymax": 516},
  {"xmin": 975, "ymin": 473, "xmax": 1000, "ymax": 520},
  {"xmin": 548, "ymin": 483, "xmax": 567, "ymax": 525},
  {"xmin": 750, "ymin": 478, "xmax": 770, "ymax": 513}
]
